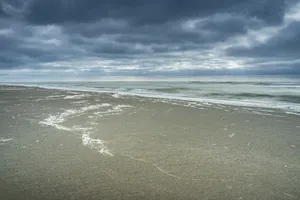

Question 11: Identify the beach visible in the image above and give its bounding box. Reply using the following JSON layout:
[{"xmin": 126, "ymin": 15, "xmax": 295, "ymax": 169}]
[{"xmin": 0, "ymin": 85, "xmax": 300, "ymax": 200}]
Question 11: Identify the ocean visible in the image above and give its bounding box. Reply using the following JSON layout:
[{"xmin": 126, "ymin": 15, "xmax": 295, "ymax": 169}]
[{"xmin": 3, "ymin": 76, "xmax": 300, "ymax": 115}]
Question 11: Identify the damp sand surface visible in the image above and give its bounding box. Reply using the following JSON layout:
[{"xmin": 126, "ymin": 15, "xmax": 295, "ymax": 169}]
[{"xmin": 0, "ymin": 85, "xmax": 300, "ymax": 200}]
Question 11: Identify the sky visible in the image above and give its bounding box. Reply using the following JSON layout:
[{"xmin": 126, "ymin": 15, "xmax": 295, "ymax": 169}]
[{"xmin": 0, "ymin": 0, "xmax": 300, "ymax": 81}]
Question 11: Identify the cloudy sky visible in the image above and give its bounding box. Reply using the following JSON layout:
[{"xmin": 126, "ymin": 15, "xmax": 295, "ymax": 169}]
[{"xmin": 0, "ymin": 0, "xmax": 300, "ymax": 81}]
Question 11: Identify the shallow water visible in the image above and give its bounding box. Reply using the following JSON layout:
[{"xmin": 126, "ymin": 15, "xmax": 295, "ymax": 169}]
[{"xmin": 0, "ymin": 85, "xmax": 300, "ymax": 200}]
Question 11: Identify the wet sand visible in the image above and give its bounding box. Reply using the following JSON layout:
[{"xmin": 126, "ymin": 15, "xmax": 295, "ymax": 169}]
[{"xmin": 0, "ymin": 85, "xmax": 300, "ymax": 200}]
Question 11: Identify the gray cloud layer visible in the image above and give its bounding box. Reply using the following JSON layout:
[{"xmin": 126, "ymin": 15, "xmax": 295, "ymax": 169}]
[
  {"xmin": 25, "ymin": 0, "xmax": 287, "ymax": 25},
  {"xmin": 0, "ymin": 0, "xmax": 299, "ymax": 80}
]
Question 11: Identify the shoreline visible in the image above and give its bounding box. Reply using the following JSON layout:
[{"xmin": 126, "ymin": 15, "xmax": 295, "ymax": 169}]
[{"xmin": 1, "ymin": 84, "xmax": 299, "ymax": 116}]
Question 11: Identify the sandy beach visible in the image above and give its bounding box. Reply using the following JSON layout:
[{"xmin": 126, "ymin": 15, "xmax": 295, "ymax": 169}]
[{"xmin": 0, "ymin": 85, "xmax": 300, "ymax": 200}]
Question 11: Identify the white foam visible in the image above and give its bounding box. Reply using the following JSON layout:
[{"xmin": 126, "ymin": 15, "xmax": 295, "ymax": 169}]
[
  {"xmin": 40, "ymin": 103, "xmax": 112, "ymax": 128},
  {"xmin": 53, "ymin": 124, "xmax": 73, "ymax": 131},
  {"xmin": 38, "ymin": 103, "xmax": 125, "ymax": 156},
  {"xmin": 82, "ymin": 133, "xmax": 113, "ymax": 156},
  {"xmin": 40, "ymin": 113, "xmax": 73, "ymax": 131},
  {"xmin": 40, "ymin": 110, "xmax": 77, "ymax": 126},
  {"xmin": 94, "ymin": 109, "xmax": 117, "ymax": 117},
  {"xmin": 81, "ymin": 104, "xmax": 111, "ymax": 111},
  {"xmin": 47, "ymin": 95, "xmax": 66, "ymax": 99},
  {"xmin": 64, "ymin": 94, "xmax": 90, "ymax": 99},
  {"xmin": 35, "ymin": 95, "xmax": 66, "ymax": 101},
  {"xmin": 285, "ymin": 111, "xmax": 300, "ymax": 116},
  {"xmin": 112, "ymin": 93, "xmax": 122, "ymax": 98},
  {"xmin": 113, "ymin": 105, "xmax": 133, "ymax": 110},
  {"xmin": 0, "ymin": 138, "xmax": 13, "ymax": 142},
  {"xmin": 93, "ymin": 104, "xmax": 132, "ymax": 118}
]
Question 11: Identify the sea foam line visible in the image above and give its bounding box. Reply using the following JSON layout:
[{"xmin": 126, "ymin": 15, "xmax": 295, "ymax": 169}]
[
  {"xmin": 64, "ymin": 94, "xmax": 90, "ymax": 99},
  {"xmin": 40, "ymin": 103, "xmax": 112, "ymax": 127},
  {"xmin": 82, "ymin": 133, "xmax": 113, "ymax": 156},
  {"xmin": 122, "ymin": 153, "xmax": 240, "ymax": 182},
  {"xmin": 0, "ymin": 137, "xmax": 13, "ymax": 142},
  {"xmin": 39, "ymin": 103, "xmax": 132, "ymax": 156},
  {"xmin": 39, "ymin": 103, "xmax": 114, "ymax": 155}
]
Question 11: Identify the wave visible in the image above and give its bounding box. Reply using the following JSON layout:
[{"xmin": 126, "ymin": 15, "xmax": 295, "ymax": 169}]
[
  {"xmin": 150, "ymin": 87, "xmax": 190, "ymax": 93},
  {"xmin": 118, "ymin": 91, "xmax": 300, "ymax": 115},
  {"xmin": 2, "ymin": 82, "xmax": 300, "ymax": 115},
  {"xmin": 279, "ymin": 95, "xmax": 300, "ymax": 104},
  {"xmin": 187, "ymin": 81, "xmax": 300, "ymax": 86},
  {"xmin": 112, "ymin": 93, "xmax": 122, "ymax": 98},
  {"xmin": 205, "ymin": 93, "xmax": 300, "ymax": 104},
  {"xmin": 206, "ymin": 93, "xmax": 274, "ymax": 98}
]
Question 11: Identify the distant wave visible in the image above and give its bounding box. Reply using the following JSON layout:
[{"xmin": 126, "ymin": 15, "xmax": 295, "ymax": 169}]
[
  {"xmin": 206, "ymin": 93, "xmax": 275, "ymax": 98},
  {"xmin": 151, "ymin": 87, "xmax": 190, "ymax": 93},
  {"xmin": 205, "ymin": 93, "xmax": 300, "ymax": 104},
  {"xmin": 279, "ymin": 95, "xmax": 300, "ymax": 104},
  {"xmin": 187, "ymin": 81, "xmax": 300, "ymax": 86}
]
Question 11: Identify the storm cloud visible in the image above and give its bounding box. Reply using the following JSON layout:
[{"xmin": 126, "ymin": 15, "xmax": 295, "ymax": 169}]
[{"xmin": 0, "ymin": 0, "xmax": 299, "ymax": 80}]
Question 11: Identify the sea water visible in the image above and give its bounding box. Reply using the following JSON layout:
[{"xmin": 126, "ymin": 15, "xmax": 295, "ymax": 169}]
[{"xmin": 3, "ymin": 76, "xmax": 300, "ymax": 115}]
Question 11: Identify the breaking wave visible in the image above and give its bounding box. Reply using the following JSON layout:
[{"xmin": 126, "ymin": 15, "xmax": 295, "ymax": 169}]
[{"xmin": 3, "ymin": 77, "xmax": 300, "ymax": 115}]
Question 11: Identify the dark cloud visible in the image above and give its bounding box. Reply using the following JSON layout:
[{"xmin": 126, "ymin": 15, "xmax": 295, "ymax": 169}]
[
  {"xmin": 93, "ymin": 43, "xmax": 145, "ymax": 55},
  {"xmin": 201, "ymin": 15, "xmax": 261, "ymax": 36},
  {"xmin": 227, "ymin": 22, "xmax": 300, "ymax": 58},
  {"xmin": 6, "ymin": 0, "xmax": 290, "ymax": 26},
  {"xmin": 65, "ymin": 14, "xmax": 262, "ymax": 56},
  {"xmin": 245, "ymin": 0, "xmax": 286, "ymax": 25},
  {"xmin": 0, "ymin": 4, "xmax": 6, "ymax": 17},
  {"xmin": 0, "ymin": 0, "xmax": 300, "ymax": 77}
]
